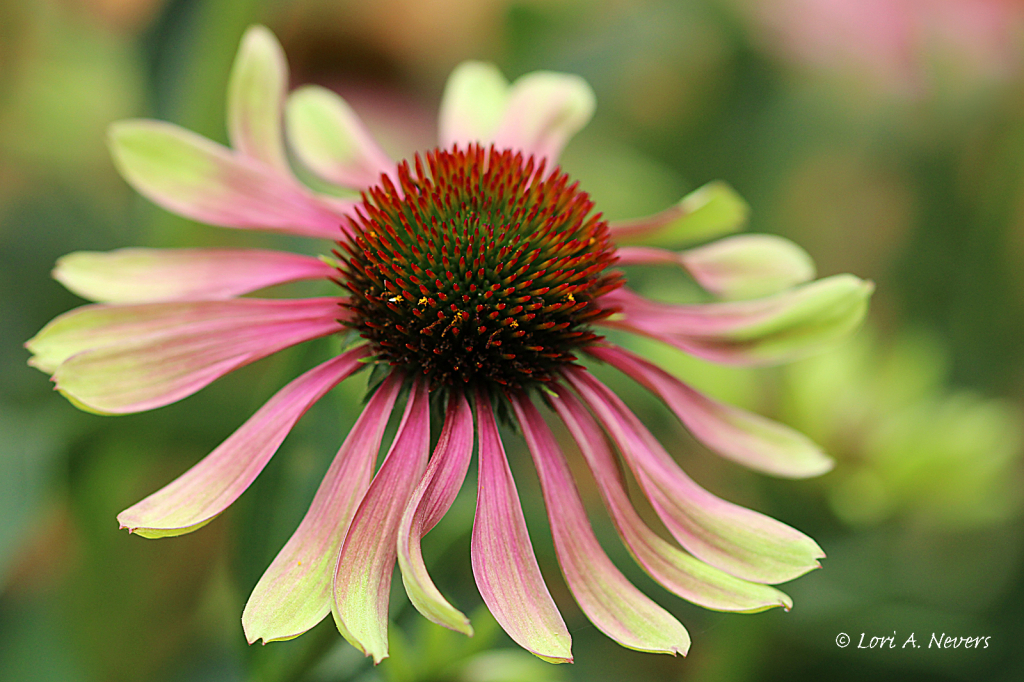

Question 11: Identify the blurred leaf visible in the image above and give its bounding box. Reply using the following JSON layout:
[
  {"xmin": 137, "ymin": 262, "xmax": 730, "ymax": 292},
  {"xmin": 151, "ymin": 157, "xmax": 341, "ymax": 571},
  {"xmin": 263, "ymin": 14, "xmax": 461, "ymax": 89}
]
[{"xmin": 0, "ymin": 403, "xmax": 82, "ymax": 587}]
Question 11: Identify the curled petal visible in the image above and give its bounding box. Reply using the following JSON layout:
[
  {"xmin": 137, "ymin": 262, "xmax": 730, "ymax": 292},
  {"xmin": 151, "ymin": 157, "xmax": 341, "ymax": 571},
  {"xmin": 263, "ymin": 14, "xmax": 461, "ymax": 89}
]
[
  {"xmin": 472, "ymin": 389, "xmax": 572, "ymax": 664},
  {"xmin": 598, "ymin": 275, "xmax": 874, "ymax": 365},
  {"xmin": 109, "ymin": 120, "xmax": 353, "ymax": 238},
  {"xmin": 565, "ymin": 368, "xmax": 824, "ymax": 584},
  {"xmin": 587, "ymin": 344, "xmax": 833, "ymax": 478},
  {"xmin": 243, "ymin": 372, "xmax": 403, "ymax": 644},
  {"xmin": 548, "ymin": 385, "xmax": 794, "ymax": 613},
  {"xmin": 438, "ymin": 61, "xmax": 510, "ymax": 150},
  {"xmin": 117, "ymin": 346, "xmax": 369, "ymax": 538},
  {"xmin": 32, "ymin": 298, "xmax": 346, "ymax": 414},
  {"xmin": 617, "ymin": 234, "xmax": 816, "ymax": 300},
  {"xmin": 608, "ymin": 182, "xmax": 749, "ymax": 247},
  {"xmin": 491, "ymin": 71, "xmax": 595, "ymax": 164},
  {"xmin": 333, "ymin": 377, "xmax": 431, "ymax": 664},
  {"xmin": 679, "ymin": 234, "xmax": 816, "ymax": 299},
  {"xmin": 286, "ymin": 86, "xmax": 394, "ymax": 189},
  {"xmin": 227, "ymin": 25, "xmax": 289, "ymax": 173},
  {"xmin": 397, "ymin": 390, "xmax": 475, "ymax": 635},
  {"xmin": 53, "ymin": 248, "xmax": 336, "ymax": 303},
  {"xmin": 512, "ymin": 394, "xmax": 690, "ymax": 656}
]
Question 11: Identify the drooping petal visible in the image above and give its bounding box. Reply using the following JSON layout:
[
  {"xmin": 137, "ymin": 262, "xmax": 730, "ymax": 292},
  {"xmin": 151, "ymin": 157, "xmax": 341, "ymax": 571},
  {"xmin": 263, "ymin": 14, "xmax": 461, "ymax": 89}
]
[
  {"xmin": 243, "ymin": 372, "xmax": 403, "ymax": 644},
  {"xmin": 53, "ymin": 248, "xmax": 336, "ymax": 303},
  {"xmin": 397, "ymin": 390, "xmax": 475, "ymax": 635},
  {"xmin": 472, "ymin": 389, "xmax": 572, "ymax": 664},
  {"xmin": 565, "ymin": 368, "xmax": 825, "ymax": 584},
  {"xmin": 616, "ymin": 235, "xmax": 816, "ymax": 300},
  {"xmin": 109, "ymin": 120, "xmax": 353, "ymax": 238},
  {"xmin": 36, "ymin": 298, "xmax": 346, "ymax": 414},
  {"xmin": 438, "ymin": 61, "xmax": 510, "ymax": 150},
  {"xmin": 608, "ymin": 182, "xmax": 749, "ymax": 247},
  {"xmin": 332, "ymin": 377, "xmax": 431, "ymax": 664},
  {"xmin": 598, "ymin": 275, "xmax": 874, "ymax": 365},
  {"xmin": 548, "ymin": 385, "xmax": 794, "ymax": 613},
  {"xmin": 511, "ymin": 394, "xmax": 690, "ymax": 656},
  {"xmin": 491, "ymin": 71, "xmax": 595, "ymax": 164},
  {"xmin": 117, "ymin": 346, "xmax": 369, "ymax": 538},
  {"xmin": 226, "ymin": 25, "xmax": 290, "ymax": 173},
  {"xmin": 587, "ymin": 344, "xmax": 833, "ymax": 478},
  {"xmin": 286, "ymin": 85, "xmax": 394, "ymax": 189},
  {"xmin": 26, "ymin": 297, "xmax": 348, "ymax": 375}
]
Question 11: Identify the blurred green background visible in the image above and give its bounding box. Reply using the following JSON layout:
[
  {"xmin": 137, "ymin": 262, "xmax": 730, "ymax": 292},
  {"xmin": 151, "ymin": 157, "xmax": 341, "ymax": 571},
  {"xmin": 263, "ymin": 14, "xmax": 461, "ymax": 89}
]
[{"xmin": 2, "ymin": 0, "xmax": 1024, "ymax": 680}]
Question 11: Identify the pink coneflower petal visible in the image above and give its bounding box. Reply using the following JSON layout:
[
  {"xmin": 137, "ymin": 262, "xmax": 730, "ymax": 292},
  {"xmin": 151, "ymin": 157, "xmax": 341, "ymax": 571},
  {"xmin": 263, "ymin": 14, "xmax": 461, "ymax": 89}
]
[
  {"xmin": 565, "ymin": 367, "xmax": 825, "ymax": 584},
  {"xmin": 548, "ymin": 385, "xmax": 794, "ymax": 613},
  {"xmin": 472, "ymin": 389, "xmax": 572, "ymax": 664},
  {"xmin": 616, "ymin": 234, "xmax": 816, "ymax": 300},
  {"xmin": 108, "ymin": 120, "xmax": 354, "ymax": 239},
  {"xmin": 30, "ymin": 298, "xmax": 346, "ymax": 414},
  {"xmin": 607, "ymin": 182, "xmax": 749, "ymax": 247},
  {"xmin": 587, "ymin": 344, "xmax": 834, "ymax": 478},
  {"xmin": 53, "ymin": 248, "xmax": 336, "ymax": 303},
  {"xmin": 286, "ymin": 86, "xmax": 395, "ymax": 189},
  {"xmin": 116, "ymin": 345, "xmax": 369, "ymax": 538},
  {"xmin": 397, "ymin": 390, "xmax": 475, "ymax": 636},
  {"xmin": 491, "ymin": 71, "xmax": 595, "ymax": 164},
  {"xmin": 332, "ymin": 377, "xmax": 431, "ymax": 664},
  {"xmin": 512, "ymin": 393, "xmax": 691, "ymax": 656},
  {"xmin": 26, "ymin": 297, "xmax": 348, "ymax": 374},
  {"xmin": 243, "ymin": 371, "xmax": 404, "ymax": 644},
  {"xmin": 598, "ymin": 275, "xmax": 873, "ymax": 365},
  {"xmin": 438, "ymin": 62, "xmax": 509, "ymax": 150},
  {"xmin": 227, "ymin": 25, "xmax": 291, "ymax": 174}
]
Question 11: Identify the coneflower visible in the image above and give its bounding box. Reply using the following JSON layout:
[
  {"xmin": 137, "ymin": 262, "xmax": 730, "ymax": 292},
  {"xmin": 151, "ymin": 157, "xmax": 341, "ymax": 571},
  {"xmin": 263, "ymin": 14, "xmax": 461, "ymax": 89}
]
[{"xmin": 26, "ymin": 26, "xmax": 872, "ymax": 664}]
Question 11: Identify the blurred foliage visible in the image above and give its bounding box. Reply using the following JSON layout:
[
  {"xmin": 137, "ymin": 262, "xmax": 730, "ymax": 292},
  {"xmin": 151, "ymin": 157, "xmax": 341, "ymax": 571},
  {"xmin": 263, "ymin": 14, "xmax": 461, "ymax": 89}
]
[
  {"xmin": 782, "ymin": 327, "xmax": 1024, "ymax": 528},
  {"xmin": 2, "ymin": 0, "xmax": 1024, "ymax": 681}
]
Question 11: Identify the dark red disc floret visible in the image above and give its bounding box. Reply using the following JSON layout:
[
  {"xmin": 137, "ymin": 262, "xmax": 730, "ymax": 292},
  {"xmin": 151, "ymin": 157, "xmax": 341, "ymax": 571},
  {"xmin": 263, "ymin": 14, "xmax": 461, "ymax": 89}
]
[{"xmin": 336, "ymin": 143, "xmax": 623, "ymax": 389}]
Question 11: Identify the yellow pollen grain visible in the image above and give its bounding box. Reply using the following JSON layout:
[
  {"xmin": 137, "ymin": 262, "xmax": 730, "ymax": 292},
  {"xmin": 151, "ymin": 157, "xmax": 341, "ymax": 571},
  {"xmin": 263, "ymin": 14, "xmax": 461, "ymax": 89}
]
[
  {"xmin": 389, "ymin": 295, "xmax": 402, "ymax": 303},
  {"xmin": 419, "ymin": 297, "xmax": 429, "ymax": 305},
  {"xmin": 510, "ymin": 320, "xmax": 519, "ymax": 328},
  {"xmin": 566, "ymin": 293, "xmax": 575, "ymax": 303}
]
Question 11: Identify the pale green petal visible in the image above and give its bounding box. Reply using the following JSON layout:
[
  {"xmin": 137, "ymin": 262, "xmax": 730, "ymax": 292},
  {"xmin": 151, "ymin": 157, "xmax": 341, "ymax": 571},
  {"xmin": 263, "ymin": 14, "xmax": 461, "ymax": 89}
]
[
  {"xmin": 681, "ymin": 234, "xmax": 816, "ymax": 300},
  {"xmin": 724, "ymin": 275, "xmax": 874, "ymax": 355},
  {"xmin": 610, "ymin": 182, "xmax": 750, "ymax": 247},
  {"xmin": 601, "ymin": 275, "xmax": 874, "ymax": 366},
  {"xmin": 53, "ymin": 248, "xmax": 334, "ymax": 302},
  {"xmin": 332, "ymin": 379, "xmax": 431, "ymax": 663},
  {"xmin": 26, "ymin": 298, "xmax": 343, "ymax": 414},
  {"xmin": 567, "ymin": 369, "xmax": 825, "ymax": 584},
  {"xmin": 438, "ymin": 61, "xmax": 510, "ymax": 149},
  {"xmin": 492, "ymin": 71, "xmax": 595, "ymax": 163},
  {"xmin": 397, "ymin": 392, "xmax": 474, "ymax": 636},
  {"xmin": 227, "ymin": 25, "xmax": 289, "ymax": 172},
  {"xmin": 242, "ymin": 374, "xmax": 403, "ymax": 643},
  {"xmin": 514, "ymin": 395, "xmax": 689, "ymax": 656},
  {"xmin": 108, "ymin": 120, "xmax": 347, "ymax": 238},
  {"xmin": 286, "ymin": 85, "xmax": 393, "ymax": 189},
  {"xmin": 117, "ymin": 349, "xmax": 368, "ymax": 538},
  {"xmin": 588, "ymin": 344, "xmax": 833, "ymax": 478}
]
